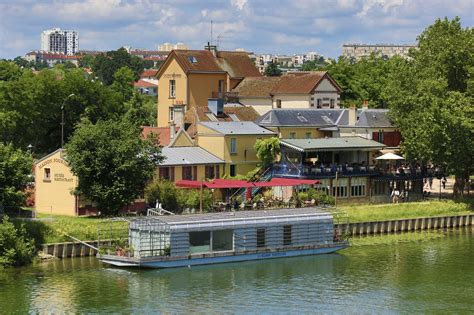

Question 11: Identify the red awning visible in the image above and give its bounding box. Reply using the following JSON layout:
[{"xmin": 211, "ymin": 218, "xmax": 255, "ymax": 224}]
[
  {"xmin": 177, "ymin": 178, "xmax": 319, "ymax": 189},
  {"xmin": 254, "ymin": 178, "xmax": 320, "ymax": 187}
]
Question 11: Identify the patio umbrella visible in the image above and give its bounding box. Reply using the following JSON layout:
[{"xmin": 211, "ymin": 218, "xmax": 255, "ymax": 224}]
[{"xmin": 376, "ymin": 152, "xmax": 404, "ymax": 160}]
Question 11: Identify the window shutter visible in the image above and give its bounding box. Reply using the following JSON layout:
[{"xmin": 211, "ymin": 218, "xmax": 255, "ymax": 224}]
[
  {"xmin": 193, "ymin": 166, "xmax": 197, "ymax": 180},
  {"xmin": 170, "ymin": 167, "xmax": 175, "ymax": 182}
]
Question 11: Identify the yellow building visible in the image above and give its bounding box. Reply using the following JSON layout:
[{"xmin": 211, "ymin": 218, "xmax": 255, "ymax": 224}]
[
  {"xmin": 156, "ymin": 129, "xmax": 225, "ymax": 182},
  {"xmin": 34, "ymin": 149, "xmax": 79, "ymax": 216},
  {"xmin": 196, "ymin": 121, "xmax": 276, "ymax": 176},
  {"xmin": 155, "ymin": 47, "xmax": 261, "ymax": 128}
]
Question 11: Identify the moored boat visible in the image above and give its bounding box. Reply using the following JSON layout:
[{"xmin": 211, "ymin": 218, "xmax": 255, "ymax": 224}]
[{"xmin": 98, "ymin": 207, "xmax": 348, "ymax": 268}]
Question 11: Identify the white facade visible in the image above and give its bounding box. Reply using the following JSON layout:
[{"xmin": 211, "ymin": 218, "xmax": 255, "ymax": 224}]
[
  {"xmin": 311, "ymin": 78, "xmax": 340, "ymax": 108},
  {"xmin": 158, "ymin": 42, "xmax": 188, "ymax": 51},
  {"xmin": 41, "ymin": 28, "xmax": 79, "ymax": 55},
  {"xmin": 342, "ymin": 44, "xmax": 416, "ymax": 60}
]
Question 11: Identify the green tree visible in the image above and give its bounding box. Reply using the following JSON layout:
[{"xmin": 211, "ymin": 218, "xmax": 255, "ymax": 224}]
[
  {"xmin": 264, "ymin": 62, "xmax": 282, "ymax": 77},
  {"xmin": 386, "ymin": 17, "xmax": 474, "ymax": 197},
  {"xmin": 0, "ymin": 143, "xmax": 33, "ymax": 207},
  {"xmin": 0, "ymin": 216, "xmax": 35, "ymax": 267},
  {"xmin": 92, "ymin": 48, "xmax": 144, "ymax": 85},
  {"xmin": 0, "ymin": 60, "xmax": 23, "ymax": 81},
  {"xmin": 65, "ymin": 118, "xmax": 163, "ymax": 215},
  {"xmin": 254, "ymin": 137, "xmax": 280, "ymax": 168},
  {"xmin": 111, "ymin": 66, "xmax": 135, "ymax": 101},
  {"xmin": 78, "ymin": 54, "xmax": 95, "ymax": 68}
]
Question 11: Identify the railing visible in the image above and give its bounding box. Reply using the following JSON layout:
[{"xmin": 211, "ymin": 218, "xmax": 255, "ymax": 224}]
[{"xmin": 272, "ymin": 164, "xmax": 431, "ymax": 180}]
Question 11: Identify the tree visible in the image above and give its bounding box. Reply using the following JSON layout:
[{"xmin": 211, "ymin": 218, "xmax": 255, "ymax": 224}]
[
  {"xmin": 0, "ymin": 143, "xmax": 33, "ymax": 207},
  {"xmin": 111, "ymin": 66, "xmax": 135, "ymax": 101},
  {"xmin": 264, "ymin": 62, "xmax": 282, "ymax": 77},
  {"xmin": 0, "ymin": 60, "xmax": 23, "ymax": 81},
  {"xmin": 255, "ymin": 137, "xmax": 280, "ymax": 168},
  {"xmin": 92, "ymin": 48, "xmax": 144, "ymax": 85},
  {"xmin": 386, "ymin": 17, "xmax": 474, "ymax": 197},
  {"xmin": 0, "ymin": 216, "xmax": 35, "ymax": 267},
  {"xmin": 65, "ymin": 118, "xmax": 163, "ymax": 215}
]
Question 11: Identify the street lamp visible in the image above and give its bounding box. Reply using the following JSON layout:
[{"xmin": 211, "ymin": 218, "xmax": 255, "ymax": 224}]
[{"xmin": 61, "ymin": 94, "xmax": 75, "ymax": 148}]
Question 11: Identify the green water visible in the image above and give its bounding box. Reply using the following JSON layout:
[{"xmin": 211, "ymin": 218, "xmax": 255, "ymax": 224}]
[{"xmin": 1, "ymin": 229, "xmax": 473, "ymax": 313}]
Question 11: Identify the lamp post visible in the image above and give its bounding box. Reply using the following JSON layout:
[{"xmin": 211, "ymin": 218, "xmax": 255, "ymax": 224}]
[{"xmin": 61, "ymin": 94, "xmax": 75, "ymax": 148}]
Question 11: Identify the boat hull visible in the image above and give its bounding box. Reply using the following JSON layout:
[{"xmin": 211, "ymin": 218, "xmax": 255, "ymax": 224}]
[{"xmin": 99, "ymin": 243, "xmax": 348, "ymax": 269}]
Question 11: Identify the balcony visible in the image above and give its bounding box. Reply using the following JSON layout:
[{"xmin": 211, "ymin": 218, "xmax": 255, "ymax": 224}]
[{"xmin": 271, "ymin": 163, "xmax": 429, "ymax": 180}]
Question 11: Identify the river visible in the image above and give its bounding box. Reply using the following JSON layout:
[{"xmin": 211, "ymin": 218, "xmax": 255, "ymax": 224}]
[{"xmin": 1, "ymin": 228, "xmax": 473, "ymax": 313}]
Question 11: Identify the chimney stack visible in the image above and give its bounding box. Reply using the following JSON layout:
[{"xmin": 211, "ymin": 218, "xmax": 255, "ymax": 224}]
[
  {"xmin": 348, "ymin": 104, "xmax": 357, "ymax": 125},
  {"xmin": 362, "ymin": 100, "xmax": 369, "ymax": 110}
]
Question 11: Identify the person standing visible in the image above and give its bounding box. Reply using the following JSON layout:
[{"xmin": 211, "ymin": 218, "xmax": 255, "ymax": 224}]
[{"xmin": 391, "ymin": 188, "xmax": 400, "ymax": 204}]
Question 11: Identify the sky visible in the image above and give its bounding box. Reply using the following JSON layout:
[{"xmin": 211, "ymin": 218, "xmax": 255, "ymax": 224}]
[{"xmin": 0, "ymin": 0, "xmax": 473, "ymax": 59}]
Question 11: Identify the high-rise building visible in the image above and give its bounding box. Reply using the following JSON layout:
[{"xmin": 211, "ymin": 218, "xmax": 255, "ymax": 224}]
[
  {"xmin": 158, "ymin": 42, "xmax": 188, "ymax": 51},
  {"xmin": 41, "ymin": 28, "xmax": 79, "ymax": 55}
]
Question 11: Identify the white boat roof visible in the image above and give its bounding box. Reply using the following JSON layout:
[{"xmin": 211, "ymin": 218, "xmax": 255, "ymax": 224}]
[{"xmin": 136, "ymin": 207, "xmax": 334, "ymax": 231}]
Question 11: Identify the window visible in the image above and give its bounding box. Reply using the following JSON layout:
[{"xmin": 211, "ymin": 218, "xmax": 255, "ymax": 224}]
[
  {"xmin": 212, "ymin": 230, "xmax": 233, "ymax": 251},
  {"xmin": 205, "ymin": 165, "xmax": 215, "ymax": 179},
  {"xmin": 351, "ymin": 185, "xmax": 366, "ymax": 197},
  {"xmin": 169, "ymin": 107, "xmax": 174, "ymax": 121},
  {"xmin": 169, "ymin": 79, "xmax": 176, "ymax": 98},
  {"xmin": 374, "ymin": 181, "xmax": 386, "ymax": 195},
  {"xmin": 257, "ymin": 229, "xmax": 266, "ymax": 248},
  {"xmin": 378, "ymin": 130, "xmax": 384, "ymax": 143},
  {"xmin": 218, "ymin": 80, "xmax": 224, "ymax": 98},
  {"xmin": 182, "ymin": 166, "xmax": 193, "ymax": 180},
  {"xmin": 330, "ymin": 99, "xmax": 335, "ymax": 108},
  {"xmin": 283, "ymin": 225, "xmax": 292, "ymax": 246},
  {"xmin": 305, "ymin": 132, "xmax": 312, "ymax": 139},
  {"xmin": 230, "ymin": 138, "xmax": 237, "ymax": 154},
  {"xmin": 317, "ymin": 99, "xmax": 322, "ymax": 108},
  {"xmin": 332, "ymin": 186, "xmax": 348, "ymax": 197},
  {"xmin": 230, "ymin": 165, "xmax": 236, "ymax": 177},
  {"xmin": 215, "ymin": 165, "xmax": 220, "ymax": 179},
  {"xmin": 289, "ymin": 132, "xmax": 296, "ymax": 139},
  {"xmin": 189, "ymin": 231, "xmax": 210, "ymax": 254},
  {"xmin": 276, "ymin": 99, "xmax": 282, "ymax": 108},
  {"xmin": 44, "ymin": 168, "xmax": 51, "ymax": 181}
]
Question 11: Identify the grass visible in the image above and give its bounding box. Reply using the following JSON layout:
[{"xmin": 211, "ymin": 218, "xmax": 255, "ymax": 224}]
[
  {"xmin": 348, "ymin": 230, "xmax": 448, "ymax": 247},
  {"xmin": 340, "ymin": 199, "xmax": 473, "ymax": 223}
]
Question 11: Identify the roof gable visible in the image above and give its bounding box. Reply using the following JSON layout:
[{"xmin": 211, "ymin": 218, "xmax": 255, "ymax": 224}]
[{"xmin": 169, "ymin": 129, "xmax": 195, "ymax": 147}]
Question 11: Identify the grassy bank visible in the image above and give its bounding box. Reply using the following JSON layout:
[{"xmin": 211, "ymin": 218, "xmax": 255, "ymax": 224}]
[
  {"xmin": 340, "ymin": 199, "xmax": 473, "ymax": 223},
  {"xmin": 348, "ymin": 230, "xmax": 448, "ymax": 247},
  {"xmin": 17, "ymin": 199, "xmax": 473, "ymax": 245}
]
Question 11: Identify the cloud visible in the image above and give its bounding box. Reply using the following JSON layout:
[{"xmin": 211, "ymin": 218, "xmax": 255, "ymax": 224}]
[{"xmin": 0, "ymin": 0, "xmax": 472, "ymax": 59}]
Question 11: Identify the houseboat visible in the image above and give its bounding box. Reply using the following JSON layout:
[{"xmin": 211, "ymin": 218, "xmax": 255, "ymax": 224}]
[{"xmin": 98, "ymin": 207, "xmax": 348, "ymax": 269}]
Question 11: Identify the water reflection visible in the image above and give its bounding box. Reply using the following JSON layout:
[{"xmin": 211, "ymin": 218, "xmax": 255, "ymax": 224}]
[{"xmin": 0, "ymin": 228, "xmax": 472, "ymax": 313}]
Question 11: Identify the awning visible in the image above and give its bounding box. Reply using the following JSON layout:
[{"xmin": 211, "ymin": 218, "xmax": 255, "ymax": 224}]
[
  {"xmin": 376, "ymin": 152, "xmax": 404, "ymax": 160},
  {"xmin": 176, "ymin": 178, "xmax": 319, "ymax": 189}
]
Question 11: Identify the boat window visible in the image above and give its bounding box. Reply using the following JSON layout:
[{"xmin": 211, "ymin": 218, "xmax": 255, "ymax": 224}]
[
  {"xmin": 257, "ymin": 229, "xmax": 266, "ymax": 248},
  {"xmin": 212, "ymin": 230, "xmax": 233, "ymax": 251},
  {"xmin": 283, "ymin": 225, "xmax": 292, "ymax": 246},
  {"xmin": 189, "ymin": 231, "xmax": 210, "ymax": 254}
]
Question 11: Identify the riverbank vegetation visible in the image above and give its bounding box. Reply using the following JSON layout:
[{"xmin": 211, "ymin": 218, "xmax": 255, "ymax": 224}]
[
  {"xmin": 0, "ymin": 216, "xmax": 35, "ymax": 267},
  {"xmin": 341, "ymin": 199, "xmax": 473, "ymax": 223},
  {"xmin": 348, "ymin": 230, "xmax": 449, "ymax": 247}
]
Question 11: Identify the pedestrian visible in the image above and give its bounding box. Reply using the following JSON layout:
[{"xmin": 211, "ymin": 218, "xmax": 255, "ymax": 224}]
[
  {"xmin": 391, "ymin": 188, "xmax": 400, "ymax": 204},
  {"xmin": 429, "ymin": 177, "xmax": 433, "ymax": 189},
  {"xmin": 442, "ymin": 177, "xmax": 447, "ymax": 189}
]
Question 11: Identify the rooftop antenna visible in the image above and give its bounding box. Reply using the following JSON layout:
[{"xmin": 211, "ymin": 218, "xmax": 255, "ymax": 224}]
[{"xmin": 210, "ymin": 20, "xmax": 213, "ymax": 46}]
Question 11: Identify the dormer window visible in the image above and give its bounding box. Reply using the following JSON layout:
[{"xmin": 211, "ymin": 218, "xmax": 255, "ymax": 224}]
[{"xmin": 188, "ymin": 56, "xmax": 197, "ymax": 63}]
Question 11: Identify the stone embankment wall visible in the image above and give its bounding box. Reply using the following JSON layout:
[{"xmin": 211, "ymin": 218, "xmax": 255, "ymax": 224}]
[{"xmin": 41, "ymin": 214, "xmax": 473, "ymax": 258}]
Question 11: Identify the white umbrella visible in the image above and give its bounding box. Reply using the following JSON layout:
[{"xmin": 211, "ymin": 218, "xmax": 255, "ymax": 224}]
[{"xmin": 376, "ymin": 152, "xmax": 404, "ymax": 160}]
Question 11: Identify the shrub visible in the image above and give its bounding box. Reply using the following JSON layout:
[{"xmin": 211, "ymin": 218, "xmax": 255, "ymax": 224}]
[{"xmin": 0, "ymin": 216, "xmax": 35, "ymax": 267}]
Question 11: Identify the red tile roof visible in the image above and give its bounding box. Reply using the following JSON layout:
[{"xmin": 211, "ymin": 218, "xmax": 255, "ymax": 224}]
[
  {"xmin": 134, "ymin": 79, "xmax": 157, "ymax": 88},
  {"xmin": 233, "ymin": 77, "xmax": 281, "ymax": 98},
  {"xmin": 140, "ymin": 69, "xmax": 158, "ymax": 78},
  {"xmin": 141, "ymin": 126, "xmax": 171, "ymax": 146}
]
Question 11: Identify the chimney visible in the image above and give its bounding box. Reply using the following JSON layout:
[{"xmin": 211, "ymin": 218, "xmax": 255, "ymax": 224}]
[
  {"xmin": 205, "ymin": 42, "xmax": 217, "ymax": 57},
  {"xmin": 362, "ymin": 100, "xmax": 369, "ymax": 110},
  {"xmin": 348, "ymin": 105, "xmax": 357, "ymax": 125},
  {"xmin": 169, "ymin": 120, "xmax": 176, "ymax": 139}
]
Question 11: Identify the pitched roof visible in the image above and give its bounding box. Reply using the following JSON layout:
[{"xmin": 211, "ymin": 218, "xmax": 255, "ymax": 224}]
[
  {"xmin": 160, "ymin": 147, "xmax": 224, "ymax": 166},
  {"xmin": 140, "ymin": 69, "xmax": 158, "ymax": 78},
  {"xmin": 158, "ymin": 49, "xmax": 261, "ymax": 79},
  {"xmin": 271, "ymin": 71, "xmax": 327, "ymax": 94},
  {"xmin": 141, "ymin": 126, "xmax": 172, "ymax": 146},
  {"xmin": 356, "ymin": 109, "xmax": 393, "ymax": 128},
  {"xmin": 184, "ymin": 105, "xmax": 261, "ymax": 137},
  {"xmin": 215, "ymin": 51, "xmax": 262, "ymax": 78},
  {"xmin": 256, "ymin": 109, "xmax": 343, "ymax": 127},
  {"xmin": 280, "ymin": 137, "xmax": 385, "ymax": 152},
  {"xmin": 134, "ymin": 79, "xmax": 157, "ymax": 88},
  {"xmin": 233, "ymin": 77, "xmax": 281, "ymax": 98},
  {"xmin": 199, "ymin": 121, "xmax": 276, "ymax": 135}
]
